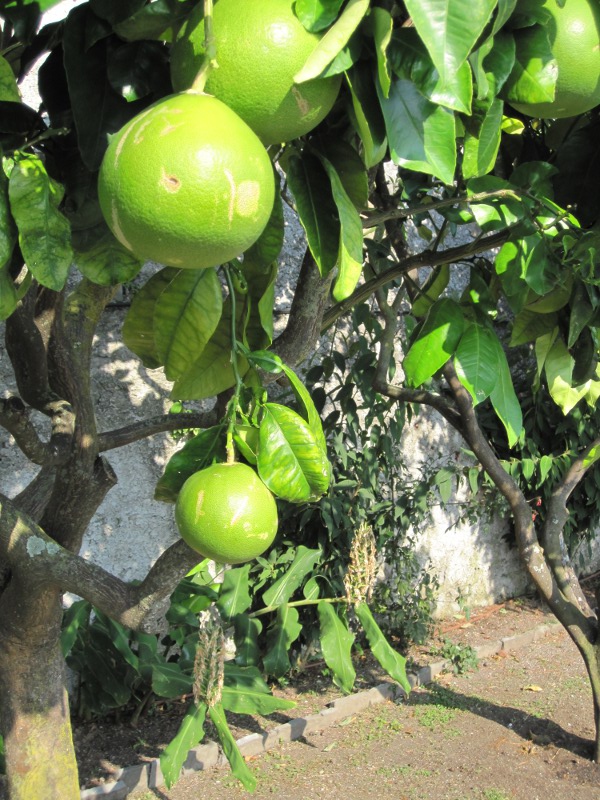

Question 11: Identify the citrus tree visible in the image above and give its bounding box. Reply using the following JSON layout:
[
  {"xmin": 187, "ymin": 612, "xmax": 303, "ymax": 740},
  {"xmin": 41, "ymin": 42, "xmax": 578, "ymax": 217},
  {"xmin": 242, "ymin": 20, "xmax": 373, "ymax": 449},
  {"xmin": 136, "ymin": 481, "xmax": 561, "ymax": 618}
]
[{"xmin": 2, "ymin": 0, "xmax": 600, "ymax": 797}]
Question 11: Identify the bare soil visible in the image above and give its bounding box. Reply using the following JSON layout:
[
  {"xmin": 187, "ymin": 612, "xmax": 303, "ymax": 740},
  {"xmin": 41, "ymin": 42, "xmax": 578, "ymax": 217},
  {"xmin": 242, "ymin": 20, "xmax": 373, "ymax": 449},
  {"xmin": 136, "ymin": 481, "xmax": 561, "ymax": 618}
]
[{"xmin": 74, "ymin": 595, "xmax": 600, "ymax": 799}]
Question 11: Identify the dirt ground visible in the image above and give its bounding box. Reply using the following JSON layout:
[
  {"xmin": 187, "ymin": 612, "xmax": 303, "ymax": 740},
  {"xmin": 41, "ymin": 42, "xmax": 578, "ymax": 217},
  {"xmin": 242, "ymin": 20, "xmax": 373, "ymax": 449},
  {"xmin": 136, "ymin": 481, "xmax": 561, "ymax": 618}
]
[{"xmin": 74, "ymin": 595, "xmax": 600, "ymax": 799}]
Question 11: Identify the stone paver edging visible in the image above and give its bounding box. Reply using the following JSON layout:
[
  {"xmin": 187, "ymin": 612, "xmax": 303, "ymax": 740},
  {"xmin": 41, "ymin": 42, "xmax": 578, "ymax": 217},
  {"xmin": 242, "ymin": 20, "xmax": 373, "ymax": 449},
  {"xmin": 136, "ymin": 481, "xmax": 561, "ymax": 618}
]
[{"xmin": 80, "ymin": 620, "xmax": 558, "ymax": 799}]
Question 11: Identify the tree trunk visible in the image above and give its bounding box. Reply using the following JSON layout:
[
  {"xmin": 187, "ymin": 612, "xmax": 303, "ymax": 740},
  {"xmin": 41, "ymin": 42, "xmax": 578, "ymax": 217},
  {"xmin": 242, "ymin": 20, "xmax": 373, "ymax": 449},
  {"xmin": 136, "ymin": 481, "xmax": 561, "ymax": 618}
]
[{"xmin": 0, "ymin": 587, "xmax": 79, "ymax": 800}]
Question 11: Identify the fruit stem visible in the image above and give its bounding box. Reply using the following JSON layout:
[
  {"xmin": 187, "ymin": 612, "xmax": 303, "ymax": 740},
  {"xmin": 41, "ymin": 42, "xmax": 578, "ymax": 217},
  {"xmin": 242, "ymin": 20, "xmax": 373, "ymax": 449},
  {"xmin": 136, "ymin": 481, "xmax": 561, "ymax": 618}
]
[
  {"xmin": 191, "ymin": 0, "xmax": 217, "ymax": 93},
  {"xmin": 223, "ymin": 263, "xmax": 244, "ymax": 464}
]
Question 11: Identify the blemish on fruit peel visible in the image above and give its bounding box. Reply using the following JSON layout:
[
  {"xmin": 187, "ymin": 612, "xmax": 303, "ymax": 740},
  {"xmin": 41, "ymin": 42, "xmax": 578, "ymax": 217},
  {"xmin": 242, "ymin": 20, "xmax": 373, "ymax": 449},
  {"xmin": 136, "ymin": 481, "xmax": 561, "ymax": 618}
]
[
  {"xmin": 230, "ymin": 495, "xmax": 250, "ymax": 527},
  {"xmin": 224, "ymin": 168, "xmax": 236, "ymax": 224},
  {"xmin": 110, "ymin": 202, "xmax": 133, "ymax": 252},
  {"xmin": 235, "ymin": 181, "xmax": 260, "ymax": 217},
  {"xmin": 26, "ymin": 536, "xmax": 60, "ymax": 557},
  {"xmin": 291, "ymin": 86, "xmax": 311, "ymax": 117},
  {"xmin": 160, "ymin": 169, "xmax": 181, "ymax": 193},
  {"xmin": 115, "ymin": 106, "xmax": 153, "ymax": 160},
  {"xmin": 195, "ymin": 489, "xmax": 206, "ymax": 519},
  {"xmin": 159, "ymin": 122, "xmax": 184, "ymax": 136}
]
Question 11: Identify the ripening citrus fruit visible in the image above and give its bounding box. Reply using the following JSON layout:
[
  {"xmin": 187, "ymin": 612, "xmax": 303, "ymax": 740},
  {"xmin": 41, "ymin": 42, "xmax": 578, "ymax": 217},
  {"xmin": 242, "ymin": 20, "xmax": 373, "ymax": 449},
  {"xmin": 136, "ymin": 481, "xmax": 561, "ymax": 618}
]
[
  {"xmin": 175, "ymin": 462, "xmax": 278, "ymax": 564},
  {"xmin": 507, "ymin": 0, "xmax": 600, "ymax": 119},
  {"xmin": 170, "ymin": 0, "xmax": 343, "ymax": 145},
  {"xmin": 98, "ymin": 92, "xmax": 275, "ymax": 269}
]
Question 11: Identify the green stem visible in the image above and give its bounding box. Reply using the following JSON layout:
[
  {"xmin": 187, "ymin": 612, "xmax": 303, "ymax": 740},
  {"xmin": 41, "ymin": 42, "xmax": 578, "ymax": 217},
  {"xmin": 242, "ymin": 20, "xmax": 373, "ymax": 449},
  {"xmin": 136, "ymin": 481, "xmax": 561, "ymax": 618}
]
[
  {"xmin": 223, "ymin": 264, "xmax": 243, "ymax": 464},
  {"xmin": 249, "ymin": 596, "xmax": 347, "ymax": 619},
  {"xmin": 190, "ymin": 0, "xmax": 216, "ymax": 93}
]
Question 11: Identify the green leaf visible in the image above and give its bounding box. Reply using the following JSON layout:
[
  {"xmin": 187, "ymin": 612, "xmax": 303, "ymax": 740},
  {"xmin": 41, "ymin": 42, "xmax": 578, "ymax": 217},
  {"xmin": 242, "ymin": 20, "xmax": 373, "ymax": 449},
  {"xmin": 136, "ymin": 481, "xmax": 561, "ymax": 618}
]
[
  {"xmin": 412, "ymin": 264, "xmax": 450, "ymax": 318},
  {"xmin": 217, "ymin": 564, "xmax": 252, "ymax": 621},
  {"xmin": 0, "ymin": 165, "xmax": 15, "ymax": 268},
  {"xmin": 453, "ymin": 323, "xmax": 500, "ymax": 405},
  {"xmin": 403, "ymin": 0, "xmax": 497, "ymax": 91},
  {"xmin": 490, "ymin": 351, "xmax": 523, "ymax": 448},
  {"xmin": 209, "ymin": 703, "xmax": 256, "ymax": 792},
  {"xmin": 294, "ymin": 0, "xmax": 345, "ymax": 32},
  {"xmin": 171, "ymin": 297, "xmax": 249, "ymax": 401},
  {"xmin": 154, "ymin": 425, "xmax": 226, "ymax": 503},
  {"xmin": 354, "ymin": 602, "xmax": 411, "ymax": 696},
  {"xmin": 314, "ymin": 139, "xmax": 369, "ymax": 209},
  {"xmin": 160, "ymin": 702, "xmax": 206, "ymax": 789},
  {"xmin": 403, "ymin": 299, "xmax": 465, "ymax": 387},
  {"xmin": 222, "ymin": 664, "xmax": 296, "ymax": 714},
  {"xmin": 154, "ymin": 268, "xmax": 223, "ymax": 381},
  {"xmin": 294, "ymin": 0, "xmax": 370, "ymax": 82},
  {"xmin": 0, "ymin": 262, "xmax": 19, "ymax": 320},
  {"xmin": 75, "ymin": 233, "xmax": 142, "ymax": 286},
  {"xmin": 60, "ymin": 600, "xmax": 91, "ymax": 657},
  {"xmin": 0, "ymin": 56, "xmax": 20, "ymax": 102},
  {"xmin": 262, "ymin": 545, "xmax": 322, "ymax": 607},
  {"xmin": 262, "ymin": 605, "xmax": 303, "ymax": 678},
  {"xmin": 371, "ymin": 7, "xmax": 393, "ymax": 99},
  {"xmin": 317, "ymin": 154, "xmax": 364, "ymax": 302},
  {"xmin": 345, "ymin": 64, "xmax": 388, "ymax": 168},
  {"xmin": 232, "ymin": 614, "xmax": 262, "ymax": 667},
  {"xmin": 434, "ymin": 467, "xmax": 455, "ymax": 504},
  {"xmin": 503, "ymin": 25, "xmax": 557, "ymax": 105},
  {"xmin": 318, "ymin": 601, "xmax": 356, "ymax": 694},
  {"xmin": 286, "ymin": 151, "xmax": 339, "ymax": 277},
  {"xmin": 122, "ymin": 267, "xmax": 178, "ymax": 369},
  {"xmin": 152, "ymin": 661, "xmax": 193, "ymax": 699},
  {"xmin": 510, "ymin": 308, "xmax": 558, "ymax": 346},
  {"xmin": 280, "ymin": 363, "xmax": 329, "ymax": 458},
  {"xmin": 378, "ymin": 79, "xmax": 456, "ymax": 185},
  {"xmin": 544, "ymin": 337, "xmax": 589, "ymax": 414},
  {"xmin": 462, "ymin": 98, "xmax": 503, "ymax": 179},
  {"xmin": 466, "ymin": 175, "xmax": 522, "ymax": 232},
  {"xmin": 257, "ymin": 403, "xmax": 331, "ymax": 503},
  {"xmin": 8, "ymin": 155, "xmax": 73, "ymax": 291},
  {"xmin": 388, "ymin": 28, "xmax": 473, "ymax": 114}
]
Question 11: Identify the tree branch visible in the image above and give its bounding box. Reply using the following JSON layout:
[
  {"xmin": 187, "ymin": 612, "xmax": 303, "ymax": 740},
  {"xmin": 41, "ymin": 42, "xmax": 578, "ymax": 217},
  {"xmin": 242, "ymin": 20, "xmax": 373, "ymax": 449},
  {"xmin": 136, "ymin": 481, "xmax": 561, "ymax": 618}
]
[
  {"xmin": 321, "ymin": 226, "xmax": 517, "ymax": 331},
  {"xmin": 0, "ymin": 396, "xmax": 75, "ymax": 466},
  {"xmin": 0, "ymin": 494, "xmax": 201, "ymax": 631},
  {"xmin": 98, "ymin": 410, "xmax": 218, "ymax": 452}
]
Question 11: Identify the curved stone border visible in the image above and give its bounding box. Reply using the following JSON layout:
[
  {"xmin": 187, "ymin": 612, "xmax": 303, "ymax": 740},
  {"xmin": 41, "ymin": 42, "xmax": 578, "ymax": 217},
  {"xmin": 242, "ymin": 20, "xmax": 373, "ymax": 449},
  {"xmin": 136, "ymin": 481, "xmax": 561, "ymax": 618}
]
[{"xmin": 80, "ymin": 620, "xmax": 558, "ymax": 799}]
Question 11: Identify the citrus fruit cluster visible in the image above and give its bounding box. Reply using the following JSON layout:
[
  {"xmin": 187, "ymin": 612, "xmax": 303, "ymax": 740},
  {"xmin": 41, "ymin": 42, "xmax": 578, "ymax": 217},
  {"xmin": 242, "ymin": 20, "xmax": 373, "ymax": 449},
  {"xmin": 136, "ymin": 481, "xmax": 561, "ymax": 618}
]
[
  {"xmin": 507, "ymin": 0, "xmax": 600, "ymax": 119},
  {"xmin": 98, "ymin": 0, "xmax": 340, "ymax": 270},
  {"xmin": 171, "ymin": 0, "xmax": 342, "ymax": 146},
  {"xmin": 175, "ymin": 462, "xmax": 278, "ymax": 564}
]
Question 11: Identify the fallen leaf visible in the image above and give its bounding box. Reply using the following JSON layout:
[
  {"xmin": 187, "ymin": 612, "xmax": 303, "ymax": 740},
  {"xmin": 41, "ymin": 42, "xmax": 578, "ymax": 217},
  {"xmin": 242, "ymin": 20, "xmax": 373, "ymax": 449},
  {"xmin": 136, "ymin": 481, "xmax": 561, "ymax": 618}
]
[{"xmin": 523, "ymin": 684, "xmax": 544, "ymax": 692}]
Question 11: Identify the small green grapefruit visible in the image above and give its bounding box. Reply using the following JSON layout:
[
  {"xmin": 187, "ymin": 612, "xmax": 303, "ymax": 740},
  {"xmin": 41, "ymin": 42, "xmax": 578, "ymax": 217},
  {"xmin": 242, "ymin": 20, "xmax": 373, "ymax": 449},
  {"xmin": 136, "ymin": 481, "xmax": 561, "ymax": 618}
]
[
  {"xmin": 98, "ymin": 92, "xmax": 275, "ymax": 269},
  {"xmin": 507, "ymin": 0, "xmax": 600, "ymax": 119},
  {"xmin": 175, "ymin": 462, "xmax": 278, "ymax": 564},
  {"xmin": 170, "ymin": 0, "xmax": 342, "ymax": 145}
]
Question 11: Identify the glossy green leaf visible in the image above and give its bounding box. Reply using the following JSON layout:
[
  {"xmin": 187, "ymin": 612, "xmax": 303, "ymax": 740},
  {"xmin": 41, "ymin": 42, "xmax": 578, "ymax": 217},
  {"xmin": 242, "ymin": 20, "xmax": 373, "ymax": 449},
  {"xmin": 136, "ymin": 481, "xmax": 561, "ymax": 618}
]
[
  {"xmin": 462, "ymin": 98, "xmax": 503, "ymax": 179},
  {"xmin": 280, "ymin": 363, "xmax": 329, "ymax": 459},
  {"xmin": 318, "ymin": 601, "xmax": 355, "ymax": 694},
  {"xmin": 0, "ymin": 262, "xmax": 18, "ymax": 321},
  {"xmin": 243, "ymin": 185, "xmax": 285, "ymax": 268},
  {"xmin": 544, "ymin": 337, "xmax": 589, "ymax": 414},
  {"xmin": 294, "ymin": 0, "xmax": 370, "ymax": 82},
  {"xmin": 378, "ymin": 79, "xmax": 456, "ymax": 185},
  {"xmin": 8, "ymin": 155, "xmax": 73, "ymax": 291},
  {"xmin": 240, "ymin": 260, "xmax": 278, "ymax": 350},
  {"xmin": 503, "ymin": 25, "xmax": 557, "ymax": 105},
  {"xmin": 490, "ymin": 344, "xmax": 523, "ymax": 447},
  {"xmin": 286, "ymin": 151, "xmax": 339, "ymax": 277},
  {"xmin": 60, "ymin": 600, "xmax": 91, "ymax": 658},
  {"xmin": 257, "ymin": 403, "xmax": 331, "ymax": 503},
  {"xmin": 404, "ymin": 0, "xmax": 496, "ymax": 90},
  {"xmin": 454, "ymin": 323, "xmax": 500, "ymax": 405},
  {"xmin": 0, "ymin": 166, "xmax": 14, "ymax": 268},
  {"xmin": 232, "ymin": 614, "xmax": 262, "ymax": 667},
  {"xmin": 171, "ymin": 297, "xmax": 249, "ymax": 401},
  {"xmin": 160, "ymin": 702, "xmax": 206, "ymax": 789},
  {"xmin": 152, "ymin": 661, "xmax": 193, "ymax": 699},
  {"xmin": 314, "ymin": 139, "xmax": 369, "ymax": 209},
  {"xmin": 371, "ymin": 7, "xmax": 393, "ymax": 98},
  {"xmin": 412, "ymin": 264, "xmax": 450, "ymax": 318},
  {"xmin": 510, "ymin": 308, "xmax": 558, "ymax": 346},
  {"xmin": 217, "ymin": 564, "xmax": 252, "ymax": 621},
  {"xmin": 388, "ymin": 28, "xmax": 473, "ymax": 114},
  {"xmin": 466, "ymin": 175, "xmax": 523, "ymax": 232},
  {"xmin": 262, "ymin": 606, "xmax": 303, "ymax": 678},
  {"xmin": 115, "ymin": 0, "xmax": 192, "ymax": 41},
  {"xmin": 75, "ymin": 234, "xmax": 142, "ymax": 286},
  {"xmin": 345, "ymin": 64, "xmax": 388, "ymax": 168},
  {"xmin": 262, "ymin": 546, "xmax": 322, "ymax": 607},
  {"xmin": 222, "ymin": 664, "xmax": 296, "ymax": 714},
  {"xmin": 403, "ymin": 299, "xmax": 465, "ymax": 387},
  {"xmin": 317, "ymin": 155, "xmax": 364, "ymax": 302},
  {"xmin": 154, "ymin": 268, "xmax": 223, "ymax": 381},
  {"xmin": 209, "ymin": 703, "xmax": 256, "ymax": 792},
  {"xmin": 154, "ymin": 425, "xmax": 226, "ymax": 503},
  {"xmin": 122, "ymin": 267, "xmax": 178, "ymax": 368},
  {"xmin": 294, "ymin": 0, "xmax": 345, "ymax": 32},
  {"xmin": 354, "ymin": 602, "xmax": 411, "ymax": 695},
  {"xmin": 0, "ymin": 56, "xmax": 19, "ymax": 102}
]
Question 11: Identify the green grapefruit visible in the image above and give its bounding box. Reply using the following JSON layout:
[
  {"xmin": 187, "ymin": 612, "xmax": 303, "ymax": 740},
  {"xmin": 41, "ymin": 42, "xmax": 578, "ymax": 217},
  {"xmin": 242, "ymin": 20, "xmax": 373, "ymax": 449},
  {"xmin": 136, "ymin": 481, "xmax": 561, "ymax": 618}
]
[
  {"xmin": 170, "ymin": 0, "xmax": 342, "ymax": 146},
  {"xmin": 175, "ymin": 462, "xmax": 278, "ymax": 564},
  {"xmin": 98, "ymin": 92, "xmax": 275, "ymax": 269},
  {"xmin": 507, "ymin": 0, "xmax": 600, "ymax": 119}
]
